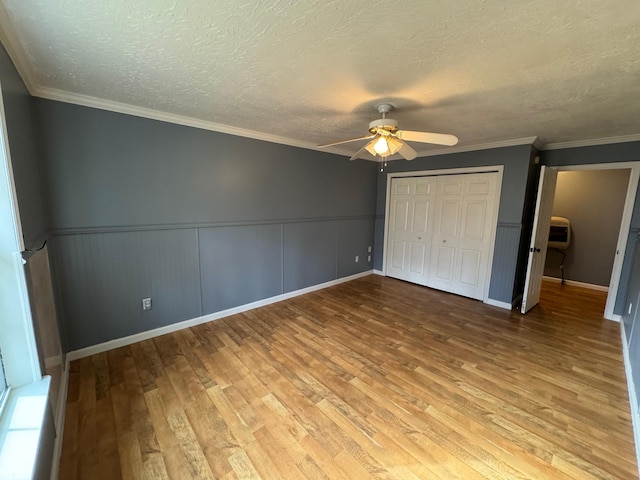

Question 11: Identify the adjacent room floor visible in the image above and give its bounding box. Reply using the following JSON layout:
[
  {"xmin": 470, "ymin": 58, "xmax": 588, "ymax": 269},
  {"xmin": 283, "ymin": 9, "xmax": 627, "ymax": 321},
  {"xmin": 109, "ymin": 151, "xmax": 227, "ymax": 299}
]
[{"xmin": 58, "ymin": 275, "xmax": 638, "ymax": 479}]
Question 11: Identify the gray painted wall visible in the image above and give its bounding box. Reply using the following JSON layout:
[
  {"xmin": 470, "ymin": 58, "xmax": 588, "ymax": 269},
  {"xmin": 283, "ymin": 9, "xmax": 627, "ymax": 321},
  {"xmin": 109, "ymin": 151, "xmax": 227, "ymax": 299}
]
[
  {"xmin": 0, "ymin": 45, "xmax": 49, "ymax": 248},
  {"xmin": 541, "ymin": 141, "xmax": 640, "ymax": 314},
  {"xmin": 51, "ymin": 218, "xmax": 375, "ymax": 351},
  {"xmin": 623, "ymin": 233, "xmax": 640, "ymax": 340},
  {"xmin": 621, "ymin": 233, "xmax": 640, "ymax": 429},
  {"xmin": 37, "ymin": 100, "xmax": 378, "ymax": 350},
  {"xmin": 36, "ymin": 100, "xmax": 375, "ymax": 230},
  {"xmin": 373, "ymin": 144, "xmax": 537, "ymax": 305},
  {"xmin": 544, "ymin": 169, "xmax": 629, "ymax": 286},
  {"xmin": 199, "ymin": 224, "xmax": 282, "ymax": 313}
]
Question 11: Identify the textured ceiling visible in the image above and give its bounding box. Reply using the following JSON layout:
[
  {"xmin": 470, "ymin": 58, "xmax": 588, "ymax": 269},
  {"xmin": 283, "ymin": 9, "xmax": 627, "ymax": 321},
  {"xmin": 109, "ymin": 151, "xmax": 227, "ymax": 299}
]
[{"xmin": 1, "ymin": 0, "xmax": 640, "ymax": 156}]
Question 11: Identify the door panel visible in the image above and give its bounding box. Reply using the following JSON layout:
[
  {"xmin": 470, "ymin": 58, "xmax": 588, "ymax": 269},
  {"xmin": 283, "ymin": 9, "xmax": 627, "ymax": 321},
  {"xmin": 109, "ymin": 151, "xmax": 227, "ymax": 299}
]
[
  {"xmin": 437, "ymin": 200, "xmax": 460, "ymax": 236},
  {"xmin": 521, "ymin": 166, "xmax": 558, "ymax": 313},
  {"xmin": 390, "ymin": 239, "xmax": 406, "ymax": 270},
  {"xmin": 463, "ymin": 201, "xmax": 487, "ymax": 239},
  {"xmin": 467, "ymin": 180, "xmax": 490, "ymax": 195},
  {"xmin": 395, "ymin": 182, "xmax": 411, "ymax": 195},
  {"xmin": 442, "ymin": 182, "xmax": 462, "ymax": 195},
  {"xmin": 415, "ymin": 182, "xmax": 432, "ymax": 195},
  {"xmin": 386, "ymin": 177, "xmax": 436, "ymax": 284},
  {"xmin": 434, "ymin": 246, "xmax": 455, "ymax": 280},
  {"xmin": 429, "ymin": 172, "xmax": 498, "ymax": 300},
  {"xmin": 413, "ymin": 200, "xmax": 430, "ymax": 233},
  {"xmin": 393, "ymin": 200, "xmax": 409, "ymax": 231},
  {"xmin": 459, "ymin": 249, "xmax": 481, "ymax": 286},
  {"xmin": 409, "ymin": 243, "xmax": 427, "ymax": 274}
]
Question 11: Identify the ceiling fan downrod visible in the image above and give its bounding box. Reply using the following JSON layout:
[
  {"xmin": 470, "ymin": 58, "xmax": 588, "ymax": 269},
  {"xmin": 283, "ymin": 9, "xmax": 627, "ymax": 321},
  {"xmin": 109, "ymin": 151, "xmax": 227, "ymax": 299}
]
[{"xmin": 376, "ymin": 103, "xmax": 393, "ymax": 119}]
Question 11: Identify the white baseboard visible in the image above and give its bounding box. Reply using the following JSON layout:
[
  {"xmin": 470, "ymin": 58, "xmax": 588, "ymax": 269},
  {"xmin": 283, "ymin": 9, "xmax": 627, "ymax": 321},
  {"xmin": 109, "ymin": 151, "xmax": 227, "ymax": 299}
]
[
  {"xmin": 67, "ymin": 270, "xmax": 373, "ymax": 361},
  {"xmin": 49, "ymin": 357, "xmax": 70, "ymax": 480},
  {"xmin": 44, "ymin": 354, "xmax": 63, "ymax": 370},
  {"xmin": 620, "ymin": 322, "xmax": 640, "ymax": 478},
  {"xmin": 542, "ymin": 276, "xmax": 609, "ymax": 292},
  {"xmin": 484, "ymin": 298, "xmax": 513, "ymax": 310},
  {"xmin": 610, "ymin": 314, "xmax": 622, "ymax": 323},
  {"xmin": 373, "ymin": 269, "xmax": 384, "ymax": 276}
]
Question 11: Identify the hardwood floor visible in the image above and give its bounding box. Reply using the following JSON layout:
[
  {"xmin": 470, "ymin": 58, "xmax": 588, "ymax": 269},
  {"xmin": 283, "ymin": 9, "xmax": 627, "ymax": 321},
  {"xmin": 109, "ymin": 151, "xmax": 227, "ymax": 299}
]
[{"xmin": 58, "ymin": 276, "xmax": 638, "ymax": 479}]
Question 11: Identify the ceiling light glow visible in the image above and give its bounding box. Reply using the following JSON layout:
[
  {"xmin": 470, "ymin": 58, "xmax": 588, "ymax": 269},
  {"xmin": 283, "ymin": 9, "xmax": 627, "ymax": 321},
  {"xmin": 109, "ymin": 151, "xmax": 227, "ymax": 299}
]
[{"xmin": 373, "ymin": 136, "xmax": 389, "ymax": 155}]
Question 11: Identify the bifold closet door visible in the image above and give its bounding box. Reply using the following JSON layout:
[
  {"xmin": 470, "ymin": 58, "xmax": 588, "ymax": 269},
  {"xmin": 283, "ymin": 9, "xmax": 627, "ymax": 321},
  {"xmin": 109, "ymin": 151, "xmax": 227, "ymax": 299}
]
[
  {"xmin": 429, "ymin": 172, "xmax": 498, "ymax": 300},
  {"xmin": 385, "ymin": 176, "xmax": 436, "ymax": 285}
]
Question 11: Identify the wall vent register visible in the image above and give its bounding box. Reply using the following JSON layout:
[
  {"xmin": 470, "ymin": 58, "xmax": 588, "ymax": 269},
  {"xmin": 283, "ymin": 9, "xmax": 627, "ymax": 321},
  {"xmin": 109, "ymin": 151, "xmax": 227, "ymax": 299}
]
[
  {"xmin": 548, "ymin": 216, "xmax": 571, "ymax": 284},
  {"xmin": 548, "ymin": 216, "xmax": 571, "ymax": 250}
]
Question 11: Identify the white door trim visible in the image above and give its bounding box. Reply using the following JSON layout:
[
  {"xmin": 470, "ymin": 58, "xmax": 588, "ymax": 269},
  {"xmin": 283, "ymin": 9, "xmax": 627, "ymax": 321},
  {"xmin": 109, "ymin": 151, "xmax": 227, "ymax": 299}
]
[
  {"xmin": 382, "ymin": 165, "xmax": 504, "ymax": 304},
  {"xmin": 551, "ymin": 161, "xmax": 640, "ymax": 320}
]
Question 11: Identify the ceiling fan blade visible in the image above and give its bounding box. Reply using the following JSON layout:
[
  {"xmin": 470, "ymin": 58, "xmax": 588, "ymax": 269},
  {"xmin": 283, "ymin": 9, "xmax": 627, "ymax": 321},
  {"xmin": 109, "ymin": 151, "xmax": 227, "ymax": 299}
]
[
  {"xmin": 396, "ymin": 130, "xmax": 458, "ymax": 146},
  {"xmin": 364, "ymin": 137, "xmax": 379, "ymax": 157},
  {"xmin": 318, "ymin": 135, "xmax": 375, "ymax": 148},
  {"xmin": 350, "ymin": 143, "xmax": 373, "ymax": 161},
  {"xmin": 397, "ymin": 140, "xmax": 417, "ymax": 160}
]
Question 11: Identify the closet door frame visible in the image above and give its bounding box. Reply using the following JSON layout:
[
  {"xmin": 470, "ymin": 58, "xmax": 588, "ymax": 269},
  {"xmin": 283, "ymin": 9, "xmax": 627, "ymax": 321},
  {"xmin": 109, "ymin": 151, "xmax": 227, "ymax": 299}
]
[{"xmin": 382, "ymin": 165, "xmax": 504, "ymax": 305}]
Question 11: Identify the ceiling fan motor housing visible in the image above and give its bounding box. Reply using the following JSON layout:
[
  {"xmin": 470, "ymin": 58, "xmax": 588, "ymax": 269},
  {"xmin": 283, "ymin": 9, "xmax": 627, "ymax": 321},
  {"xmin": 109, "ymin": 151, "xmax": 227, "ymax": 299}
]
[{"xmin": 369, "ymin": 118, "xmax": 399, "ymax": 135}]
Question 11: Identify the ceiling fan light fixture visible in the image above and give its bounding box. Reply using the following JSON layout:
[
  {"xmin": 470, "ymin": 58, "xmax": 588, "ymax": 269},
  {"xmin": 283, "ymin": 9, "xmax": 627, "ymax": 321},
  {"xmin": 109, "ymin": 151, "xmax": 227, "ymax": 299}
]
[
  {"xmin": 373, "ymin": 136, "xmax": 389, "ymax": 155},
  {"xmin": 386, "ymin": 137, "xmax": 402, "ymax": 155},
  {"xmin": 319, "ymin": 103, "xmax": 458, "ymax": 162},
  {"xmin": 364, "ymin": 139, "xmax": 377, "ymax": 157}
]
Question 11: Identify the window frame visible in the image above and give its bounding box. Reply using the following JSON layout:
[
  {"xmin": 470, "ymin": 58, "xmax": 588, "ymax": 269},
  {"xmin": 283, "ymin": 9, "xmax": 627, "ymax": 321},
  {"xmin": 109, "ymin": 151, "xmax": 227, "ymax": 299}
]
[{"xmin": 0, "ymin": 81, "xmax": 42, "ymax": 398}]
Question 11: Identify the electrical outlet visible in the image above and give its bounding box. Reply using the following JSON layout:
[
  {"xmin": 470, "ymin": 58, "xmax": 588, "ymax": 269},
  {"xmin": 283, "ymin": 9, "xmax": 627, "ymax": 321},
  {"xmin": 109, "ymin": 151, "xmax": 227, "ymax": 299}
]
[
  {"xmin": 368, "ymin": 255, "xmax": 371, "ymax": 262},
  {"xmin": 142, "ymin": 297, "xmax": 152, "ymax": 311},
  {"xmin": 629, "ymin": 303, "xmax": 633, "ymax": 314},
  {"xmin": 355, "ymin": 255, "xmax": 359, "ymax": 263},
  {"xmin": 368, "ymin": 246, "xmax": 372, "ymax": 253}
]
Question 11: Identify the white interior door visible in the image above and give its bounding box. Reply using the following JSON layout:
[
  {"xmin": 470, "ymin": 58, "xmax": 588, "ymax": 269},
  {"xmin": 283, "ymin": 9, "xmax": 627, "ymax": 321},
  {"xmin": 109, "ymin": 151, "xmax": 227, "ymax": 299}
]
[
  {"xmin": 429, "ymin": 173, "xmax": 498, "ymax": 300},
  {"xmin": 386, "ymin": 177, "xmax": 436, "ymax": 285},
  {"xmin": 521, "ymin": 166, "xmax": 558, "ymax": 314}
]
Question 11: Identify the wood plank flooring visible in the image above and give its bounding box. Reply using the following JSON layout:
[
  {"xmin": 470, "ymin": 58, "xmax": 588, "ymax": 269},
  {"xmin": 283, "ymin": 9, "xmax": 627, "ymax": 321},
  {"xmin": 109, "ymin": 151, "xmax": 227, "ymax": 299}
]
[{"xmin": 58, "ymin": 276, "xmax": 638, "ymax": 479}]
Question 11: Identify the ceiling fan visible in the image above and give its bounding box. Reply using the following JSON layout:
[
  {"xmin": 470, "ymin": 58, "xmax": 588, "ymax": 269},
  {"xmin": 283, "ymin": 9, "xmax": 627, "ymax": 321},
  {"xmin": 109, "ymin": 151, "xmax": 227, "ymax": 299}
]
[{"xmin": 318, "ymin": 103, "xmax": 458, "ymax": 161}]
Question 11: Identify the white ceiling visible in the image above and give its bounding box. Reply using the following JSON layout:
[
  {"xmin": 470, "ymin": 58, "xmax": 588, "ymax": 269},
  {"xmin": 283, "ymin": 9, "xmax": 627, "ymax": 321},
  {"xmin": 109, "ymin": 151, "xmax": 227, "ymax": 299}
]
[{"xmin": 1, "ymin": 0, "xmax": 640, "ymax": 157}]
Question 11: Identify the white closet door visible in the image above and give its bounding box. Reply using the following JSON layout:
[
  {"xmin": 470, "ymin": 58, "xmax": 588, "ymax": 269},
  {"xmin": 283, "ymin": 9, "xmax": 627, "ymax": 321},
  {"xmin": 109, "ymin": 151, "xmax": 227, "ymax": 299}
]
[
  {"xmin": 429, "ymin": 172, "xmax": 498, "ymax": 300},
  {"xmin": 386, "ymin": 176, "xmax": 436, "ymax": 285}
]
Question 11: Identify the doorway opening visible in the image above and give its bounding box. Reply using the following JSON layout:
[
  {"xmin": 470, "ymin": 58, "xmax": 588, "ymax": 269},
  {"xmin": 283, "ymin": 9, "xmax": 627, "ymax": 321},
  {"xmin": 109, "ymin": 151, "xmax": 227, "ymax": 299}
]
[{"xmin": 523, "ymin": 162, "xmax": 640, "ymax": 319}]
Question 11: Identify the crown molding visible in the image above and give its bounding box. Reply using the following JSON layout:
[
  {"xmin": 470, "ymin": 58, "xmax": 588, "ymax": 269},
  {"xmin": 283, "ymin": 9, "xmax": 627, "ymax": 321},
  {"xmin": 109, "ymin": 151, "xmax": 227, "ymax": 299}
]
[
  {"xmin": 33, "ymin": 87, "xmax": 543, "ymax": 159},
  {"xmin": 544, "ymin": 133, "xmax": 640, "ymax": 151},
  {"xmin": 30, "ymin": 85, "xmax": 640, "ymax": 157},
  {"xmin": 532, "ymin": 136, "xmax": 544, "ymax": 151},
  {"xmin": 0, "ymin": 3, "xmax": 37, "ymax": 94},
  {"xmin": 34, "ymin": 86, "xmax": 340, "ymax": 154}
]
